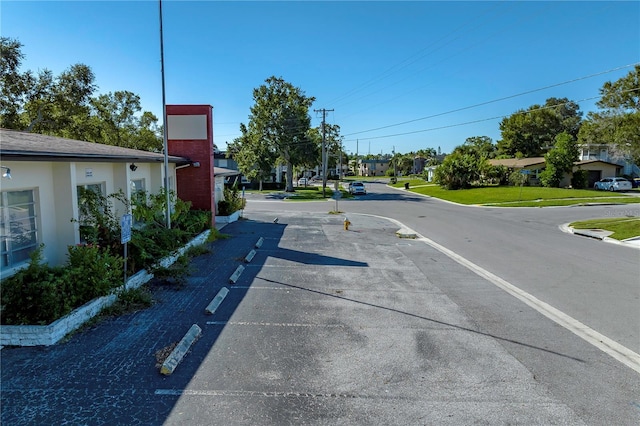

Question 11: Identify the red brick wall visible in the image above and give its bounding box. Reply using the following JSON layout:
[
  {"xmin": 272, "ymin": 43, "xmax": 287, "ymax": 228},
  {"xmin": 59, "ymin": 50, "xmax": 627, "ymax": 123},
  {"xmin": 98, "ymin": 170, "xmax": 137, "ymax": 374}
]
[{"xmin": 166, "ymin": 104, "xmax": 215, "ymax": 227}]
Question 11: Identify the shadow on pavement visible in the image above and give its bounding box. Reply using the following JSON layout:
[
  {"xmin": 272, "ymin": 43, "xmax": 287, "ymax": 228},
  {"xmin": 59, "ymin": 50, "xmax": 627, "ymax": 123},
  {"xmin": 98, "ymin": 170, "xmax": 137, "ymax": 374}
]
[{"xmin": 0, "ymin": 216, "xmax": 368, "ymax": 425}]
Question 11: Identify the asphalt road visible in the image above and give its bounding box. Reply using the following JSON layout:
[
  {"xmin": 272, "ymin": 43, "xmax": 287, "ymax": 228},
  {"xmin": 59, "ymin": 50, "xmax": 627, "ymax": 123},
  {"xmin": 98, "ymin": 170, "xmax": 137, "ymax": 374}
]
[
  {"xmin": 243, "ymin": 181, "xmax": 640, "ymax": 424},
  {"xmin": 249, "ymin": 182, "xmax": 640, "ymax": 353}
]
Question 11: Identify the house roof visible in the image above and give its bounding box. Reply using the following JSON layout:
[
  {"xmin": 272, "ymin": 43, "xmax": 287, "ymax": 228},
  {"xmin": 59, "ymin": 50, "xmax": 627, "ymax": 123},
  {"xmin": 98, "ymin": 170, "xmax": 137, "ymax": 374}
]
[
  {"xmin": 214, "ymin": 167, "xmax": 240, "ymax": 177},
  {"xmin": 0, "ymin": 128, "xmax": 189, "ymax": 164},
  {"xmin": 575, "ymin": 159, "xmax": 622, "ymax": 167},
  {"xmin": 488, "ymin": 157, "xmax": 546, "ymax": 168}
]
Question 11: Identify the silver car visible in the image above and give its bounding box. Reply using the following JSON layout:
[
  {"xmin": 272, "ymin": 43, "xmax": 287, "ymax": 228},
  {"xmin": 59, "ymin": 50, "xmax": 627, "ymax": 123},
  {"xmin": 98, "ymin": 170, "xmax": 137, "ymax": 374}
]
[{"xmin": 593, "ymin": 177, "xmax": 632, "ymax": 191}]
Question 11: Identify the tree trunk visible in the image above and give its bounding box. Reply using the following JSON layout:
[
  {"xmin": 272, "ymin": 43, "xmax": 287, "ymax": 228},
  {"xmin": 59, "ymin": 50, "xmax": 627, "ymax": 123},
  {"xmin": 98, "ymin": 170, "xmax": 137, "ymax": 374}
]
[{"xmin": 285, "ymin": 159, "xmax": 294, "ymax": 192}]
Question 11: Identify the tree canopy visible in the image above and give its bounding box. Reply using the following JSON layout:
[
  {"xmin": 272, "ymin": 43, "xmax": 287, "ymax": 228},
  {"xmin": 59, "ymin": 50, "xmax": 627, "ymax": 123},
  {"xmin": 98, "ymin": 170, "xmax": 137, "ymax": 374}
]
[
  {"xmin": 232, "ymin": 76, "xmax": 316, "ymax": 192},
  {"xmin": 497, "ymin": 97, "xmax": 582, "ymax": 158},
  {"xmin": 578, "ymin": 65, "xmax": 640, "ymax": 165},
  {"xmin": 0, "ymin": 37, "xmax": 161, "ymax": 151},
  {"xmin": 539, "ymin": 132, "xmax": 579, "ymax": 187}
]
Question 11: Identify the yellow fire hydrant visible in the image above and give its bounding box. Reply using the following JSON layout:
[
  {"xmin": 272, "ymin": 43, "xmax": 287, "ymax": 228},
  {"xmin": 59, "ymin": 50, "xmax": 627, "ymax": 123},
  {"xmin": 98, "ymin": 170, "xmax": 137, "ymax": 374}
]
[{"xmin": 344, "ymin": 217, "xmax": 351, "ymax": 231}]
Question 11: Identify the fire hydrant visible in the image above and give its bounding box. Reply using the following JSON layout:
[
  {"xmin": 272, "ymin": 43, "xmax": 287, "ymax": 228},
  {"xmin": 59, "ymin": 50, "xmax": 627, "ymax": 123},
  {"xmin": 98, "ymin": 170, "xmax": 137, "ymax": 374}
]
[{"xmin": 344, "ymin": 217, "xmax": 351, "ymax": 231}]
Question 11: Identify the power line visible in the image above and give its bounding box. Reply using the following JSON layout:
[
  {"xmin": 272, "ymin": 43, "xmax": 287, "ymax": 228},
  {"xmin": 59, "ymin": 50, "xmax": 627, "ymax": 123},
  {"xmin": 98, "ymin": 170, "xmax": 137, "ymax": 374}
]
[
  {"xmin": 343, "ymin": 88, "xmax": 639, "ymax": 142},
  {"xmin": 343, "ymin": 63, "xmax": 639, "ymax": 137},
  {"xmin": 326, "ymin": 2, "xmax": 511, "ymax": 107}
]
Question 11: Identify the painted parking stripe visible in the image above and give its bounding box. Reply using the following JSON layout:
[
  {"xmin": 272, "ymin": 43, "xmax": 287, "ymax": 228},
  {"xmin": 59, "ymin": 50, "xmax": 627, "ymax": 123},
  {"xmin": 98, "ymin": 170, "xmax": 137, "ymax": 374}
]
[
  {"xmin": 206, "ymin": 321, "xmax": 345, "ymax": 328},
  {"xmin": 365, "ymin": 213, "xmax": 640, "ymax": 375}
]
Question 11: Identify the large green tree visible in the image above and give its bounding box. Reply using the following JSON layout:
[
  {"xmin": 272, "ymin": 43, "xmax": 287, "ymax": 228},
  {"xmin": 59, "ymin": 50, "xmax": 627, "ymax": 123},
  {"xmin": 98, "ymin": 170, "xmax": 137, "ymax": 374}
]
[
  {"xmin": 539, "ymin": 132, "xmax": 579, "ymax": 187},
  {"xmin": 239, "ymin": 76, "xmax": 316, "ymax": 192},
  {"xmin": 0, "ymin": 37, "xmax": 35, "ymax": 129},
  {"xmin": 457, "ymin": 136, "xmax": 497, "ymax": 158},
  {"xmin": 497, "ymin": 98, "xmax": 582, "ymax": 157},
  {"xmin": 228, "ymin": 123, "xmax": 277, "ymax": 190},
  {"xmin": 578, "ymin": 65, "xmax": 640, "ymax": 166},
  {"xmin": 0, "ymin": 37, "xmax": 161, "ymax": 151}
]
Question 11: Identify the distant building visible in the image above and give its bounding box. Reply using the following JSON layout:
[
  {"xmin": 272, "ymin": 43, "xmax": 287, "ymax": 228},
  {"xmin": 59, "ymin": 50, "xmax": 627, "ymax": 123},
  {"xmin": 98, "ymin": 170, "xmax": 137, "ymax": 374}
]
[{"xmin": 358, "ymin": 159, "xmax": 390, "ymax": 176}]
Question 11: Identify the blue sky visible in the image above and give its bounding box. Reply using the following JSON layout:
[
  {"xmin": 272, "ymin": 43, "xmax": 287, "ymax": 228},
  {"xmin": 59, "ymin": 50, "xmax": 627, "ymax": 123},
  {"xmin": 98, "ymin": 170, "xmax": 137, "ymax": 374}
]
[{"xmin": 3, "ymin": 1, "xmax": 639, "ymax": 156}]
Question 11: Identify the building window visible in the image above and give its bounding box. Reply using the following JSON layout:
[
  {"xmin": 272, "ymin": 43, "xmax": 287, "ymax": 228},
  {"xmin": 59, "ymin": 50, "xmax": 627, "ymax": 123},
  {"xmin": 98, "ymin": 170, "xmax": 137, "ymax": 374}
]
[
  {"xmin": 130, "ymin": 179, "xmax": 145, "ymax": 226},
  {"xmin": 1, "ymin": 189, "xmax": 39, "ymax": 269},
  {"xmin": 130, "ymin": 179, "xmax": 145, "ymax": 199},
  {"xmin": 77, "ymin": 183, "xmax": 105, "ymax": 244}
]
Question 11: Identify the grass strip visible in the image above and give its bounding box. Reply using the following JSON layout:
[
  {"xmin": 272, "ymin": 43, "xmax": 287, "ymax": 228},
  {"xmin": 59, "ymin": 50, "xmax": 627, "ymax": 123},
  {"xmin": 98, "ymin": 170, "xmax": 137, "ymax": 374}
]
[{"xmin": 570, "ymin": 217, "xmax": 640, "ymax": 240}]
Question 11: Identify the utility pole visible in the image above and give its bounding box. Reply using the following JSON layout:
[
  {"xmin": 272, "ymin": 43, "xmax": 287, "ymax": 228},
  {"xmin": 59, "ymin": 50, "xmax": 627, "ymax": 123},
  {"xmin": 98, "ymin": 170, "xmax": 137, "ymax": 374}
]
[
  {"xmin": 393, "ymin": 145, "xmax": 396, "ymax": 180},
  {"xmin": 314, "ymin": 108, "xmax": 334, "ymax": 197},
  {"xmin": 159, "ymin": 0, "xmax": 171, "ymax": 229},
  {"xmin": 356, "ymin": 139, "xmax": 359, "ymax": 177}
]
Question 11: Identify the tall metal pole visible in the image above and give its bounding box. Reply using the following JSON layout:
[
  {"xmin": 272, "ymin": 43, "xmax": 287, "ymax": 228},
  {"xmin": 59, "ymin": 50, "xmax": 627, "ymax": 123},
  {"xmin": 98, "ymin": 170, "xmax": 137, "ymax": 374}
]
[
  {"xmin": 321, "ymin": 113, "xmax": 326, "ymax": 197},
  {"xmin": 159, "ymin": 0, "xmax": 171, "ymax": 229}
]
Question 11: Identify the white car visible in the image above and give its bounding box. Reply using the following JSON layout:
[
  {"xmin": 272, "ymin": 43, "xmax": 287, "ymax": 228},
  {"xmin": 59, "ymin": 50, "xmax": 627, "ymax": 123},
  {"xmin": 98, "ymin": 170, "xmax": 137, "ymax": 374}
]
[
  {"xmin": 297, "ymin": 178, "xmax": 309, "ymax": 186},
  {"xmin": 348, "ymin": 182, "xmax": 367, "ymax": 195},
  {"xmin": 593, "ymin": 177, "xmax": 632, "ymax": 192}
]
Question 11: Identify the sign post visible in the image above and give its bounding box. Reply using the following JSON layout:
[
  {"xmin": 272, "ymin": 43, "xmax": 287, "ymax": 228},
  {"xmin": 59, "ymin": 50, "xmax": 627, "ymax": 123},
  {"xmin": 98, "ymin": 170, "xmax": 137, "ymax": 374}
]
[
  {"xmin": 121, "ymin": 214, "xmax": 132, "ymax": 284},
  {"xmin": 332, "ymin": 182, "xmax": 342, "ymax": 212},
  {"xmin": 519, "ymin": 169, "xmax": 530, "ymax": 201}
]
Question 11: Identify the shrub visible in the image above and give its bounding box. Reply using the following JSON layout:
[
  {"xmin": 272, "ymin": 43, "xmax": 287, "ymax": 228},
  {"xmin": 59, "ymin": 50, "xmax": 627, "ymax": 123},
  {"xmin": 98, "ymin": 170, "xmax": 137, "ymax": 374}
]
[
  {"xmin": 65, "ymin": 244, "xmax": 124, "ymax": 302},
  {"xmin": 1, "ymin": 244, "xmax": 124, "ymax": 325},
  {"xmin": 571, "ymin": 169, "xmax": 588, "ymax": 189},
  {"xmin": 0, "ymin": 246, "xmax": 68, "ymax": 325},
  {"xmin": 509, "ymin": 171, "xmax": 528, "ymax": 186},
  {"xmin": 3, "ymin": 187, "xmax": 213, "ymax": 326},
  {"xmin": 217, "ymin": 186, "xmax": 245, "ymax": 215}
]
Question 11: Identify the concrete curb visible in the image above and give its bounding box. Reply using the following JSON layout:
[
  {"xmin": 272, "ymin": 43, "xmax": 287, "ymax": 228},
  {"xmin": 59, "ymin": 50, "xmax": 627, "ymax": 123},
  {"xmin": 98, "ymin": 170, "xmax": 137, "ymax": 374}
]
[
  {"xmin": 396, "ymin": 228, "xmax": 417, "ymax": 239},
  {"xmin": 560, "ymin": 223, "xmax": 640, "ymax": 250},
  {"xmin": 1, "ymin": 230, "xmax": 211, "ymax": 347},
  {"xmin": 160, "ymin": 324, "xmax": 202, "ymax": 376},
  {"xmin": 229, "ymin": 265, "xmax": 245, "ymax": 284},
  {"xmin": 205, "ymin": 287, "xmax": 229, "ymax": 314},
  {"xmin": 244, "ymin": 249, "xmax": 257, "ymax": 263},
  {"xmin": 255, "ymin": 237, "xmax": 264, "ymax": 248}
]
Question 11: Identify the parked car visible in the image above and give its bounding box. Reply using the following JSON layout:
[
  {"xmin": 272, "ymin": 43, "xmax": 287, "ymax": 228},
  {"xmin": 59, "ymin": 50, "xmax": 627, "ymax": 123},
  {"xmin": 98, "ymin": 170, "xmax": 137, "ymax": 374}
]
[
  {"xmin": 593, "ymin": 177, "xmax": 632, "ymax": 192},
  {"xmin": 348, "ymin": 181, "xmax": 367, "ymax": 195},
  {"xmin": 297, "ymin": 178, "xmax": 308, "ymax": 186}
]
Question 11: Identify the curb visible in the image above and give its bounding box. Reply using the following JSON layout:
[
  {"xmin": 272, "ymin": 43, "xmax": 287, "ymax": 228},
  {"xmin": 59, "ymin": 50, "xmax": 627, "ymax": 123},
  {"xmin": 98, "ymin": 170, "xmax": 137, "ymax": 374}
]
[
  {"xmin": 244, "ymin": 249, "xmax": 257, "ymax": 263},
  {"xmin": 396, "ymin": 228, "xmax": 417, "ymax": 239},
  {"xmin": 229, "ymin": 265, "xmax": 245, "ymax": 284},
  {"xmin": 205, "ymin": 287, "xmax": 229, "ymax": 314},
  {"xmin": 160, "ymin": 324, "xmax": 202, "ymax": 375}
]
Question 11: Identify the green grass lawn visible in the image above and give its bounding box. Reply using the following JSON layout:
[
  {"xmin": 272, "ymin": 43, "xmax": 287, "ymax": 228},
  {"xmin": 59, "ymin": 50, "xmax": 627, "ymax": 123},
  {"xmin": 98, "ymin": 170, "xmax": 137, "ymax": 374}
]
[
  {"xmin": 401, "ymin": 185, "xmax": 640, "ymax": 206},
  {"xmin": 284, "ymin": 187, "xmax": 352, "ymax": 201},
  {"xmin": 569, "ymin": 217, "xmax": 640, "ymax": 240}
]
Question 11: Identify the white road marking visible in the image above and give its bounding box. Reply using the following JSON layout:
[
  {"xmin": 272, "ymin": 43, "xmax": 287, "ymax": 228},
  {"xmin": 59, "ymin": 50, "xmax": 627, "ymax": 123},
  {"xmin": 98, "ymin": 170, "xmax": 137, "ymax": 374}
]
[
  {"xmin": 364, "ymin": 214, "xmax": 640, "ymax": 375},
  {"xmin": 206, "ymin": 321, "xmax": 345, "ymax": 328}
]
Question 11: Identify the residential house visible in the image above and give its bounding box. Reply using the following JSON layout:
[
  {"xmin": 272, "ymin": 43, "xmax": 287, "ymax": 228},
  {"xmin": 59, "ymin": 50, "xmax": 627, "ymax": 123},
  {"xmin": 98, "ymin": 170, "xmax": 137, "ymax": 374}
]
[
  {"xmin": 579, "ymin": 143, "xmax": 639, "ymax": 177},
  {"xmin": 358, "ymin": 159, "xmax": 390, "ymax": 177},
  {"xmin": 488, "ymin": 157, "xmax": 622, "ymax": 187},
  {"xmin": 489, "ymin": 157, "xmax": 546, "ymax": 185}
]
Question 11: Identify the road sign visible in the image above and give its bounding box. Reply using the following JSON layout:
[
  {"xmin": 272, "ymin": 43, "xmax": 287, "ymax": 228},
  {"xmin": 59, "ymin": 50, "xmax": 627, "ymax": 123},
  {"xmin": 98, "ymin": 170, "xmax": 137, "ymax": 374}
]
[
  {"xmin": 332, "ymin": 191, "xmax": 342, "ymax": 200},
  {"xmin": 121, "ymin": 214, "xmax": 132, "ymax": 244}
]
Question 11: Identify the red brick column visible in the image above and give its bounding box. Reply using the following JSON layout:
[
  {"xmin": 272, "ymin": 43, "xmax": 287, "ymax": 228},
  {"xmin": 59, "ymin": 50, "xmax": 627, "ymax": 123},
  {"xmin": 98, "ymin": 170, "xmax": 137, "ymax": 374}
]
[{"xmin": 166, "ymin": 104, "xmax": 215, "ymax": 227}]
